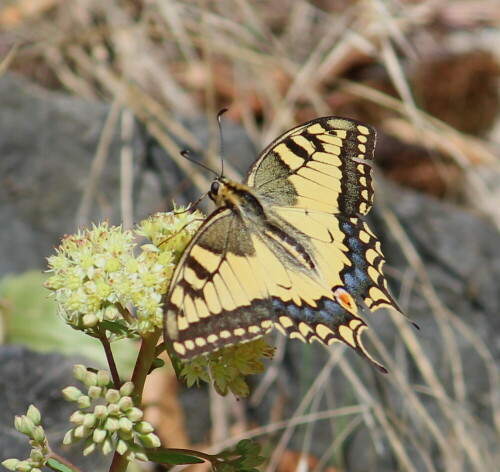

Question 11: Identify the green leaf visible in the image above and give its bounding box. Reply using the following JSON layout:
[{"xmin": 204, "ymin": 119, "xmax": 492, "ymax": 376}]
[
  {"xmin": 146, "ymin": 448, "xmax": 205, "ymax": 465},
  {"xmin": 46, "ymin": 458, "xmax": 74, "ymax": 472},
  {"xmin": 0, "ymin": 271, "xmax": 136, "ymax": 374},
  {"xmin": 150, "ymin": 357, "xmax": 165, "ymax": 373},
  {"xmin": 166, "ymin": 346, "xmax": 183, "ymax": 377},
  {"xmin": 100, "ymin": 320, "xmax": 129, "ymax": 336},
  {"xmin": 214, "ymin": 439, "xmax": 266, "ymax": 471}
]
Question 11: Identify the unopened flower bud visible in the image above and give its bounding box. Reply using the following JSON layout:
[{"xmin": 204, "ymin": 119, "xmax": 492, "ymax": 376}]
[
  {"xmin": 118, "ymin": 396, "xmax": 133, "ymax": 411},
  {"xmin": 74, "ymin": 424, "xmax": 89, "ymax": 438},
  {"xmin": 29, "ymin": 449, "xmax": 44, "ymax": 463},
  {"xmin": 107, "ymin": 403, "xmax": 120, "ymax": 416},
  {"xmin": 14, "ymin": 415, "xmax": 34, "ymax": 435},
  {"xmin": 1, "ymin": 458, "xmax": 19, "ymax": 471},
  {"xmin": 118, "ymin": 417, "xmax": 133, "ymax": 433},
  {"xmin": 92, "ymin": 428, "xmax": 107, "ymax": 444},
  {"xmin": 105, "ymin": 389, "xmax": 120, "ymax": 404},
  {"xmin": 14, "ymin": 460, "xmax": 31, "ymax": 472},
  {"xmin": 69, "ymin": 411, "xmax": 85, "ymax": 424},
  {"xmin": 104, "ymin": 417, "xmax": 119, "ymax": 433},
  {"xmin": 62, "ymin": 386, "xmax": 83, "ymax": 402},
  {"xmin": 83, "ymin": 440, "xmax": 96, "ymax": 456},
  {"xmin": 126, "ymin": 407, "xmax": 143, "ymax": 422},
  {"xmin": 84, "ymin": 371, "xmax": 98, "ymax": 387},
  {"xmin": 139, "ymin": 432, "xmax": 161, "ymax": 448},
  {"xmin": 82, "ymin": 314, "xmax": 99, "ymax": 328},
  {"xmin": 77, "ymin": 395, "xmax": 91, "ymax": 409},
  {"xmin": 134, "ymin": 421, "xmax": 154, "ymax": 434},
  {"xmin": 88, "ymin": 386, "xmax": 102, "ymax": 399},
  {"xmin": 83, "ymin": 414, "xmax": 96, "ymax": 429},
  {"xmin": 26, "ymin": 405, "xmax": 41, "ymax": 426},
  {"xmin": 116, "ymin": 439, "xmax": 129, "ymax": 455},
  {"xmin": 63, "ymin": 429, "xmax": 78, "ymax": 445},
  {"xmin": 73, "ymin": 364, "xmax": 87, "ymax": 381},
  {"xmin": 31, "ymin": 425, "xmax": 46, "ymax": 444},
  {"xmin": 100, "ymin": 437, "xmax": 114, "ymax": 455},
  {"xmin": 93, "ymin": 405, "xmax": 108, "ymax": 419},
  {"xmin": 96, "ymin": 370, "xmax": 110, "ymax": 387},
  {"xmin": 134, "ymin": 451, "xmax": 149, "ymax": 462},
  {"xmin": 119, "ymin": 382, "xmax": 134, "ymax": 396},
  {"xmin": 117, "ymin": 429, "xmax": 133, "ymax": 441}
]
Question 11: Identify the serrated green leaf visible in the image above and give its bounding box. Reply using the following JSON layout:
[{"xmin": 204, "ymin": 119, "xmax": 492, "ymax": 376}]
[
  {"xmin": 146, "ymin": 448, "xmax": 205, "ymax": 465},
  {"xmin": 46, "ymin": 458, "xmax": 73, "ymax": 472},
  {"xmin": 0, "ymin": 271, "xmax": 136, "ymax": 374},
  {"xmin": 215, "ymin": 439, "xmax": 265, "ymax": 471}
]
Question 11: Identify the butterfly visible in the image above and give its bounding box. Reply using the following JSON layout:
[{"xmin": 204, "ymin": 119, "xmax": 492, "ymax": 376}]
[{"xmin": 163, "ymin": 116, "xmax": 404, "ymax": 372}]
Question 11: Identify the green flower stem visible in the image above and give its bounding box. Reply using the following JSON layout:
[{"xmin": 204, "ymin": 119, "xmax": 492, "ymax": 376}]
[
  {"xmin": 109, "ymin": 328, "xmax": 162, "ymax": 472},
  {"xmin": 131, "ymin": 328, "xmax": 162, "ymax": 404},
  {"xmin": 154, "ymin": 343, "xmax": 166, "ymax": 358},
  {"xmin": 115, "ymin": 303, "xmax": 134, "ymax": 325},
  {"xmin": 96, "ymin": 327, "xmax": 121, "ymax": 389},
  {"xmin": 157, "ymin": 447, "xmax": 216, "ymax": 463},
  {"xmin": 109, "ymin": 449, "xmax": 129, "ymax": 472}
]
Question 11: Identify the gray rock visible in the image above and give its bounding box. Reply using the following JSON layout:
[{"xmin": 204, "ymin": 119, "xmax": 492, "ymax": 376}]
[
  {"xmin": 0, "ymin": 73, "xmax": 139, "ymax": 275},
  {"xmin": 0, "ymin": 73, "xmax": 255, "ymax": 277},
  {"xmin": 0, "ymin": 345, "xmax": 110, "ymax": 471}
]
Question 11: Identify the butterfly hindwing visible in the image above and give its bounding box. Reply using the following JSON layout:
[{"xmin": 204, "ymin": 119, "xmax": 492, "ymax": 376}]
[
  {"xmin": 266, "ymin": 207, "xmax": 400, "ymax": 371},
  {"xmin": 271, "ymin": 207, "xmax": 399, "ymax": 313}
]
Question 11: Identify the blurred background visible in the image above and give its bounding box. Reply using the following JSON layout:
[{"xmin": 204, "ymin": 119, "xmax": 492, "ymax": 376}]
[{"xmin": 0, "ymin": 1, "xmax": 499, "ymax": 471}]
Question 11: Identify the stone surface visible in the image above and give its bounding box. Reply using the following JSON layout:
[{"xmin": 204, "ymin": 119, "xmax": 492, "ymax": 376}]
[
  {"xmin": 0, "ymin": 345, "xmax": 110, "ymax": 470},
  {"xmin": 0, "ymin": 73, "xmax": 255, "ymax": 277}
]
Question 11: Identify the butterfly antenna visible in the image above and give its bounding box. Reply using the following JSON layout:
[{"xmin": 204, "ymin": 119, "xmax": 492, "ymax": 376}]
[
  {"xmin": 173, "ymin": 191, "xmax": 209, "ymax": 215},
  {"xmin": 180, "ymin": 149, "xmax": 218, "ymax": 178},
  {"xmin": 217, "ymin": 108, "xmax": 228, "ymax": 177}
]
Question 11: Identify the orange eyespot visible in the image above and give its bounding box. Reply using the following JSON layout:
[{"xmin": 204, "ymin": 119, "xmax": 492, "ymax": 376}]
[{"xmin": 333, "ymin": 287, "xmax": 357, "ymax": 312}]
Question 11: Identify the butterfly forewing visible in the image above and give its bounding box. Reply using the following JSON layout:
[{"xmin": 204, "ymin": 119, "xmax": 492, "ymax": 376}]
[
  {"xmin": 164, "ymin": 116, "xmax": 404, "ymax": 372},
  {"xmin": 245, "ymin": 117, "xmax": 375, "ymax": 216}
]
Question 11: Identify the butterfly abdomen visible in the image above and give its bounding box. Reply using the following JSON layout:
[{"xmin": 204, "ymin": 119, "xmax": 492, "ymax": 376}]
[{"xmin": 262, "ymin": 223, "xmax": 315, "ymax": 271}]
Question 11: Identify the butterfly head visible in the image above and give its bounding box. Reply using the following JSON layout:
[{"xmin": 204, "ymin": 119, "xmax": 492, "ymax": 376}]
[
  {"xmin": 209, "ymin": 177, "xmax": 226, "ymax": 207},
  {"xmin": 208, "ymin": 176, "xmax": 245, "ymax": 208}
]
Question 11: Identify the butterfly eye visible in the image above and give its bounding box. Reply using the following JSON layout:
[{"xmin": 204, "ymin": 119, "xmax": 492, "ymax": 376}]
[{"xmin": 210, "ymin": 181, "xmax": 220, "ymax": 196}]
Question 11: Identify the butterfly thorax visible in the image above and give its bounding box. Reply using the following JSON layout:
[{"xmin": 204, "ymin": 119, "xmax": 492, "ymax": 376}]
[
  {"xmin": 209, "ymin": 176, "xmax": 316, "ymax": 272},
  {"xmin": 209, "ymin": 176, "xmax": 266, "ymax": 219}
]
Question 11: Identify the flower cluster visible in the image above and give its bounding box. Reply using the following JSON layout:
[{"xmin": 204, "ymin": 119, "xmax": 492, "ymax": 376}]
[
  {"xmin": 2, "ymin": 406, "xmax": 47, "ymax": 472},
  {"xmin": 45, "ymin": 209, "xmax": 203, "ymax": 337},
  {"xmin": 136, "ymin": 208, "xmax": 204, "ymax": 260},
  {"xmin": 181, "ymin": 339, "xmax": 275, "ymax": 397},
  {"xmin": 62, "ymin": 365, "xmax": 160, "ymax": 462}
]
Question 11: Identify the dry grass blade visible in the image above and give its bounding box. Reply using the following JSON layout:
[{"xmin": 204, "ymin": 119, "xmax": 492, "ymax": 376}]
[
  {"xmin": 264, "ymin": 348, "xmax": 345, "ymax": 472},
  {"xmin": 0, "ymin": 42, "xmax": 19, "ymax": 77},
  {"xmin": 76, "ymin": 96, "xmax": 122, "ymax": 227}
]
